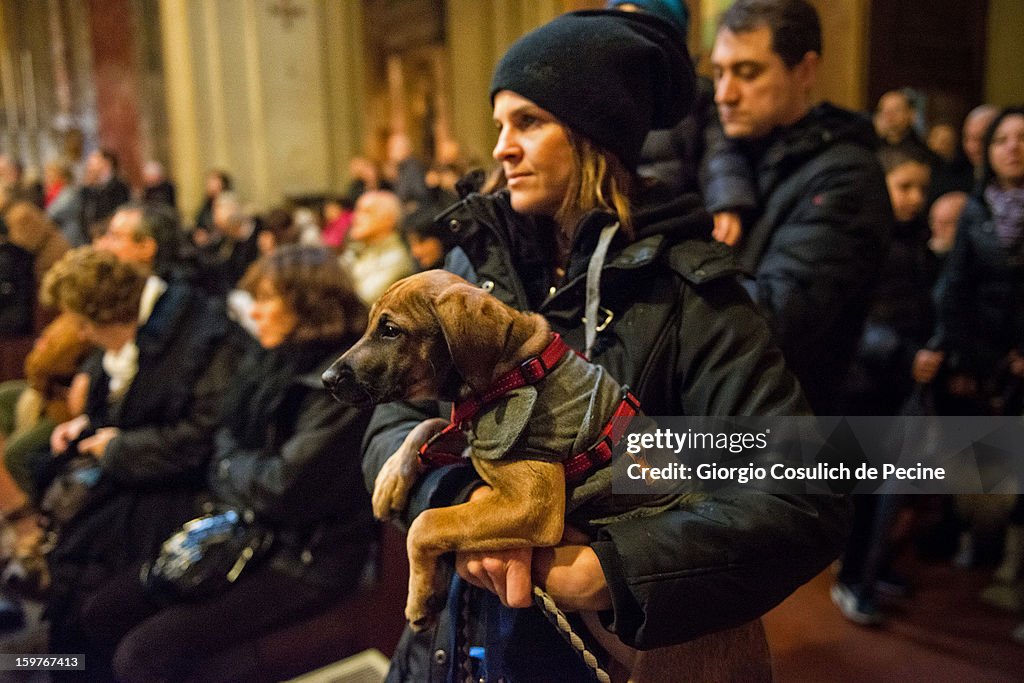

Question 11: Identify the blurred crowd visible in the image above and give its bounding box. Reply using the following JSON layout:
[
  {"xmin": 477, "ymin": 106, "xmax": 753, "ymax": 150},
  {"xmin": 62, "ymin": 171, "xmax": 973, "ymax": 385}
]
[{"xmin": 0, "ymin": 0, "xmax": 1022, "ymax": 680}]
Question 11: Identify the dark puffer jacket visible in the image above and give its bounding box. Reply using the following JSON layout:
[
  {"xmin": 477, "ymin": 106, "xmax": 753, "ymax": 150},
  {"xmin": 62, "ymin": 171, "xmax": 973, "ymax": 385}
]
[
  {"xmin": 208, "ymin": 336, "xmax": 375, "ymax": 590},
  {"xmin": 842, "ymin": 218, "xmax": 940, "ymax": 415},
  {"xmin": 636, "ymin": 76, "xmax": 715, "ymax": 195},
  {"xmin": 936, "ymin": 195, "xmax": 1024, "ymax": 380},
  {"xmin": 363, "ymin": 187, "xmax": 851, "ymax": 681},
  {"xmin": 703, "ymin": 103, "xmax": 893, "ymax": 414}
]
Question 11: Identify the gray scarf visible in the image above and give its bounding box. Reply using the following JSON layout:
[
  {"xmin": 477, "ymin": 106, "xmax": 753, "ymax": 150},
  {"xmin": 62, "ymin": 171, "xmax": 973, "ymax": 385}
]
[{"xmin": 985, "ymin": 184, "xmax": 1024, "ymax": 247}]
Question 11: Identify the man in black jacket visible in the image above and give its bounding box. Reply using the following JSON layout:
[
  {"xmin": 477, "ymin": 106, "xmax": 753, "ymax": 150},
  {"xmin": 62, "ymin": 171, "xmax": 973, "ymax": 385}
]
[
  {"xmin": 80, "ymin": 149, "xmax": 131, "ymax": 239},
  {"xmin": 704, "ymin": 0, "xmax": 892, "ymax": 414}
]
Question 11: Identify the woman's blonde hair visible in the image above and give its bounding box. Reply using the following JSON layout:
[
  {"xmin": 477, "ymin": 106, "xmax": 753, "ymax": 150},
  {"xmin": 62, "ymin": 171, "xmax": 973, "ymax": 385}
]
[
  {"xmin": 484, "ymin": 130, "xmax": 635, "ymax": 239},
  {"xmin": 41, "ymin": 246, "xmax": 146, "ymax": 325},
  {"xmin": 561, "ymin": 129, "xmax": 634, "ymax": 237}
]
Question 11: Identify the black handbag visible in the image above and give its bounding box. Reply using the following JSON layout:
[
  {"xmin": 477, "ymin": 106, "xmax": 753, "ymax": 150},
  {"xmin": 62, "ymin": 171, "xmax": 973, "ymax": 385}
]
[{"xmin": 140, "ymin": 507, "xmax": 274, "ymax": 601}]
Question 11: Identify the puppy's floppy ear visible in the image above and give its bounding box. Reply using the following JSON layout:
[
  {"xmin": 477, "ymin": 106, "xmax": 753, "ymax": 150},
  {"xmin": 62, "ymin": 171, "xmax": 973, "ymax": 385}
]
[{"xmin": 432, "ymin": 282, "xmax": 544, "ymax": 394}]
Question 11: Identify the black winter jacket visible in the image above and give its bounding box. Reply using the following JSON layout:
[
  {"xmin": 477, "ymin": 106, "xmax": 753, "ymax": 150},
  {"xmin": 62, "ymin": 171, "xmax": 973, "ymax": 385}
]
[
  {"xmin": 208, "ymin": 336, "xmax": 375, "ymax": 590},
  {"xmin": 636, "ymin": 76, "xmax": 714, "ymax": 196},
  {"xmin": 936, "ymin": 194, "xmax": 1024, "ymax": 379},
  {"xmin": 842, "ymin": 218, "xmax": 939, "ymax": 415},
  {"xmin": 47, "ymin": 280, "xmax": 233, "ymax": 652},
  {"xmin": 86, "ymin": 281, "xmax": 233, "ymax": 488},
  {"xmin": 364, "ymin": 187, "xmax": 851, "ymax": 681},
  {"xmin": 703, "ymin": 103, "xmax": 893, "ymax": 414}
]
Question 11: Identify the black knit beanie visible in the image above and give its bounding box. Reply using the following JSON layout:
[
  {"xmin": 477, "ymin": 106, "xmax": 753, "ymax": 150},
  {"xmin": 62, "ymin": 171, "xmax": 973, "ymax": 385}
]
[{"xmin": 490, "ymin": 9, "xmax": 695, "ymax": 172}]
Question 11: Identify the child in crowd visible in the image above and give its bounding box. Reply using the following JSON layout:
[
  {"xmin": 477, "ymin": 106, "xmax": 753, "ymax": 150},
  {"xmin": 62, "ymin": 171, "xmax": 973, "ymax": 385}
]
[
  {"xmin": 320, "ymin": 196, "xmax": 353, "ymax": 252},
  {"xmin": 833, "ymin": 146, "xmax": 940, "ymax": 626},
  {"xmin": 401, "ymin": 204, "xmax": 454, "ymax": 271}
]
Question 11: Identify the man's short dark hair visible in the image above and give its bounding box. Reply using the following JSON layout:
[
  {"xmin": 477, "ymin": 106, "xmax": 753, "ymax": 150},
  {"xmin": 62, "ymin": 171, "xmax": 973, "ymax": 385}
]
[
  {"xmin": 117, "ymin": 201, "xmax": 182, "ymax": 276},
  {"xmin": 719, "ymin": 0, "xmax": 822, "ymax": 67},
  {"xmin": 401, "ymin": 204, "xmax": 456, "ymax": 251}
]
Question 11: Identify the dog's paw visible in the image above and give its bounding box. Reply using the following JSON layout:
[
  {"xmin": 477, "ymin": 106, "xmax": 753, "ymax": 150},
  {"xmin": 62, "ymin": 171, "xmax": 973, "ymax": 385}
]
[
  {"xmin": 371, "ymin": 419, "xmax": 448, "ymax": 520},
  {"xmin": 405, "ymin": 598, "xmax": 430, "ymax": 631},
  {"xmin": 372, "ymin": 462, "xmax": 415, "ymax": 520},
  {"xmin": 405, "ymin": 593, "xmax": 445, "ymax": 632},
  {"xmin": 407, "ymin": 612, "xmax": 434, "ymax": 632}
]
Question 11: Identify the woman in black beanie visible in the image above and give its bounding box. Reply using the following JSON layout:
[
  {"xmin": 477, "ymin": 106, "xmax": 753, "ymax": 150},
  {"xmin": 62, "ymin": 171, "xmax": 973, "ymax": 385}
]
[{"xmin": 363, "ymin": 10, "xmax": 849, "ymax": 682}]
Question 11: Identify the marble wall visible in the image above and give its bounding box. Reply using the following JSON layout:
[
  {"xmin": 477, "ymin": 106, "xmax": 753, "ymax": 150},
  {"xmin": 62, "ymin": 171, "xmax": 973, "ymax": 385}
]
[
  {"xmin": 444, "ymin": 0, "xmax": 562, "ymax": 165},
  {"xmin": 986, "ymin": 0, "xmax": 1024, "ymax": 107},
  {"xmin": 159, "ymin": 0, "xmax": 365, "ymax": 218}
]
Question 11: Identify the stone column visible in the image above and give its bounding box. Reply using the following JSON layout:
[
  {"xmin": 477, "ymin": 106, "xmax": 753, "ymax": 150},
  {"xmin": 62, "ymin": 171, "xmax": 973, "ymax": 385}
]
[
  {"xmin": 87, "ymin": 0, "xmax": 144, "ymax": 186},
  {"xmin": 158, "ymin": 0, "xmax": 203, "ymax": 217},
  {"xmin": 444, "ymin": 0, "xmax": 560, "ymax": 166},
  {"xmin": 158, "ymin": 0, "xmax": 366, "ymax": 215}
]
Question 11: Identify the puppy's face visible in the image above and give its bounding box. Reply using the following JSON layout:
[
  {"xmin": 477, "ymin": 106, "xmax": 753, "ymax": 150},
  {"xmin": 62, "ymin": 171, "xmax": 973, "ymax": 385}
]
[
  {"xmin": 322, "ymin": 272, "xmax": 460, "ymax": 406},
  {"xmin": 323, "ymin": 270, "xmax": 549, "ymax": 406}
]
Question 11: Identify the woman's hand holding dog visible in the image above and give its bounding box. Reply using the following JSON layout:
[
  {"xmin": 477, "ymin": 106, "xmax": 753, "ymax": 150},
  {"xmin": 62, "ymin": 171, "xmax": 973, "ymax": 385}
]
[{"xmin": 456, "ymin": 486, "xmax": 611, "ymax": 611}]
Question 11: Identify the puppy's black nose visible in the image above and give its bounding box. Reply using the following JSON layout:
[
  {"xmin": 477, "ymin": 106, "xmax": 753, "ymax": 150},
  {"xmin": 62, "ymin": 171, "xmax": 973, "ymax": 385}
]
[{"xmin": 321, "ymin": 362, "xmax": 346, "ymax": 391}]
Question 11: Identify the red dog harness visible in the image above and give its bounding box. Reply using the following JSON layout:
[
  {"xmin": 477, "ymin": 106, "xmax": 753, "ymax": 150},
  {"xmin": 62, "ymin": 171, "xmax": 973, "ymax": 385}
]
[{"xmin": 418, "ymin": 333, "xmax": 640, "ymax": 484}]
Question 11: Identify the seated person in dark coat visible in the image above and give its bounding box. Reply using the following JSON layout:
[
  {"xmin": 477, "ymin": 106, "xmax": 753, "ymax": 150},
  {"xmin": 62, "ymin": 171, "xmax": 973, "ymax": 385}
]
[
  {"xmin": 80, "ymin": 245, "xmax": 377, "ymax": 683},
  {"xmin": 38, "ymin": 247, "xmax": 233, "ymax": 665}
]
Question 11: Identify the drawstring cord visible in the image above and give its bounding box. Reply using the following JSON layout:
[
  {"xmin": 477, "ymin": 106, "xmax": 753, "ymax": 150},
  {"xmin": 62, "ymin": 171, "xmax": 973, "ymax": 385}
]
[{"xmin": 584, "ymin": 222, "xmax": 620, "ymax": 359}]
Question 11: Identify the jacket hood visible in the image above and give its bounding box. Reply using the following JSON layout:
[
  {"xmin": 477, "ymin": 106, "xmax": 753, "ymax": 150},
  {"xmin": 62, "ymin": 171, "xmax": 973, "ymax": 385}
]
[
  {"xmin": 761, "ymin": 102, "xmax": 878, "ymax": 167},
  {"xmin": 633, "ymin": 183, "xmax": 713, "ymax": 242}
]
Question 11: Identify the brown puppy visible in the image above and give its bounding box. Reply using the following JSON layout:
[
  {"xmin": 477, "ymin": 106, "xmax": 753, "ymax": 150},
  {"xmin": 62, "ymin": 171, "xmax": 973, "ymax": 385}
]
[
  {"xmin": 322, "ymin": 270, "xmax": 772, "ymax": 682},
  {"xmin": 323, "ymin": 270, "xmax": 582, "ymax": 628}
]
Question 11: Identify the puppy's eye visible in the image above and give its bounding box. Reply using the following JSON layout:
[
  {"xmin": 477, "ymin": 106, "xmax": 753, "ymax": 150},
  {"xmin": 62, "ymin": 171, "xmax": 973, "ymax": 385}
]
[{"xmin": 380, "ymin": 322, "xmax": 402, "ymax": 339}]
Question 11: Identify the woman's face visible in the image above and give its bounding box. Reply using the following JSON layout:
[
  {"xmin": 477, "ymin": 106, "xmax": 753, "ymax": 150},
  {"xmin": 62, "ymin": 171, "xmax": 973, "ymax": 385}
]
[
  {"xmin": 492, "ymin": 91, "xmax": 574, "ymax": 218},
  {"xmin": 250, "ymin": 278, "xmax": 299, "ymax": 349},
  {"xmin": 886, "ymin": 161, "xmax": 931, "ymax": 223},
  {"xmin": 989, "ymin": 114, "xmax": 1024, "ymax": 188}
]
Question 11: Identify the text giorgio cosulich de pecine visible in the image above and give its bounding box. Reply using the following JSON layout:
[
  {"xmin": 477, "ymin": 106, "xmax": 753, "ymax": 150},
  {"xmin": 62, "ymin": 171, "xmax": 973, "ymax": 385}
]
[{"xmin": 622, "ymin": 428, "xmax": 946, "ymax": 484}]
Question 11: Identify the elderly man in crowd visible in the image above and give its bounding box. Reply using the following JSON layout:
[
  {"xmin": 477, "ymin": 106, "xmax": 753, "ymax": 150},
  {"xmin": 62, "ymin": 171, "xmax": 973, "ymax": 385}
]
[{"xmin": 341, "ymin": 189, "xmax": 415, "ymax": 305}]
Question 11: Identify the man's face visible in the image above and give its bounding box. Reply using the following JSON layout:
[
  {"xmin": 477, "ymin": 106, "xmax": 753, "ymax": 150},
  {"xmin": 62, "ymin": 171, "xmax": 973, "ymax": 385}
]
[
  {"xmin": 875, "ymin": 93, "xmax": 914, "ymax": 143},
  {"xmin": 711, "ymin": 26, "xmax": 810, "ymax": 140},
  {"xmin": 963, "ymin": 110, "xmax": 998, "ymax": 169},
  {"xmin": 349, "ymin": 195, "xmax": 397, "ymax": 243},
  {"xmin": 929, "ymin": 194, "xmax": 966, "ymax": 255},
  {"xmin": 102, "ymin": 209, "xmax": 156, "ymax": 266}
]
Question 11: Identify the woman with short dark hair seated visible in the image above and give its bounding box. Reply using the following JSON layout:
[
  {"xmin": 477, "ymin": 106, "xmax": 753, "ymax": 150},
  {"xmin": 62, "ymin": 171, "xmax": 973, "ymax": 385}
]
[{"xmin": 80, "ymin": 245, "xmax": 375, "ymax": 683}]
